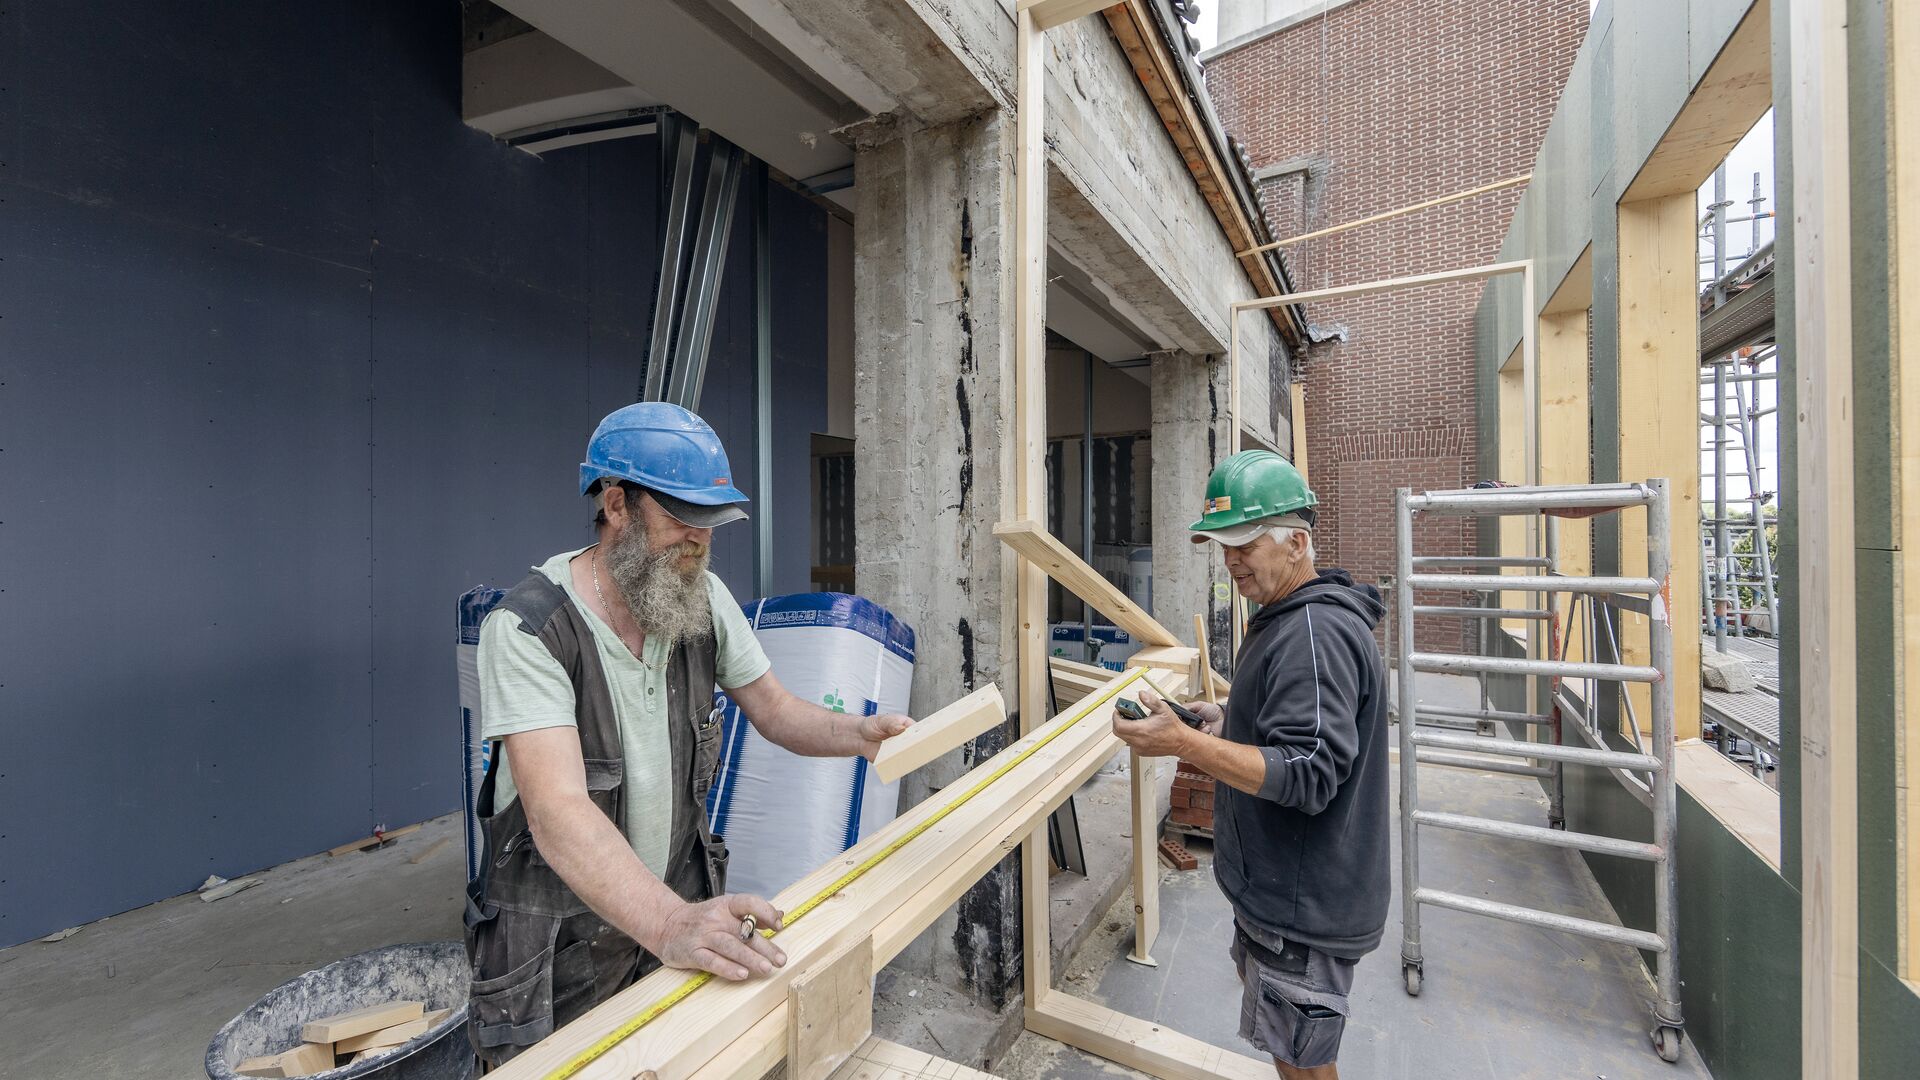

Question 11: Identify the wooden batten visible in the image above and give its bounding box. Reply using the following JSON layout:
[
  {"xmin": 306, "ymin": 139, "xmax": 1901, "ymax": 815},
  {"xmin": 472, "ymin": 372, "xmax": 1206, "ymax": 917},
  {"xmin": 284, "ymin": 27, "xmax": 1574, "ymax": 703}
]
[
  {"xmin": 994, "ymin": 520, "xmax": 1182, "ymax": 647},
  {"xmin": 871, "ymin": 684, "xmax": 1006, "ymax": 783}
]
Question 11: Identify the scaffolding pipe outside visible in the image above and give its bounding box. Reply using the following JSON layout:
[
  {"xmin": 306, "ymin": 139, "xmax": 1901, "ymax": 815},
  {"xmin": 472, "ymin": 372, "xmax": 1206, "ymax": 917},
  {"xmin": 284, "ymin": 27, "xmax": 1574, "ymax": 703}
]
[{"xmin": 1394, "ymin": 481, "xmax": 1685, "ymax": 1062}]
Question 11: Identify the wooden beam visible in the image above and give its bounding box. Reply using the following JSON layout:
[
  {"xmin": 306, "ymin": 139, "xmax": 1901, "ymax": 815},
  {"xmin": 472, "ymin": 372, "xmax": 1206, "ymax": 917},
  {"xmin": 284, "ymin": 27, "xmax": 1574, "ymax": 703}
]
[
  {"xmin": 1237, "ymin": 174, "xmax": 1531, "ymax": 257},
  {"xmin": 871, "ymin": 684, "xmax": 1007, "ymax": 783},
  {"xmin": 1013, "ymin": 4, "xmax": 1054, "ymax": 1022},
  {"xmin": 1125, "ymin": 645, "xmax": 1200, "ymax": 678},
  {"xmin": 1125, "ymin": 744, "xmax": 1160, "ymax": 967},
  {"xmin": 1193, "ymin": 615, "xmax": 1219, "ymax": 708},
  {"xmin": 493, "ymin": 670, "xmax": 1171, "ymax": 1080},
  {"xmin": 1617, "ymin": 195, "xmax": 1702, "ymax": 740},
  {"xmin": 1051, "ymin": 658, "xmax": 1113, "ymax": 709},
  {"xmin": 1790, "ymin": 0, "xmax": 1860, "ymax": 1070},
  {"xmin": 788, "ymin": 937, "xmax": 873, "ymax": 1080},
  {"xmin": 995, "ymin": 521, "xmax": 1182, "ymax": 647},
  {"xmin": 1017, "ymin": 0, "xmax": 1118, "ymax": 32},
  {"xmin": 1232, "ymin": 260, "xmax": 1532, "ymax": 314},
  {"xmin": 1027, "ymin": 990, "xmax": 1271, "ymax": 1080}
]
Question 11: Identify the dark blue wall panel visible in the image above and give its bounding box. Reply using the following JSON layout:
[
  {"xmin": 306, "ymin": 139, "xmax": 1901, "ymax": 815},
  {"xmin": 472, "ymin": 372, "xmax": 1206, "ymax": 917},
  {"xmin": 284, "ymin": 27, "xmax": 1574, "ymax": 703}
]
[{"xmin": 0, "ymin": 0, "xmax": 829, "ymax": 946}]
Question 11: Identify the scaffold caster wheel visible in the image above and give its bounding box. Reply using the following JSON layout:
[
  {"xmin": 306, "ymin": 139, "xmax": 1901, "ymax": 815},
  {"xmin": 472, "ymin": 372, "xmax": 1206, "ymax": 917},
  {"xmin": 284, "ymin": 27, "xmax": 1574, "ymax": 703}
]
[
  {"xmin": 1653, "ymin": 1025, "xmax": 1683, "ymax": 1062},
  {"xmin": 1402, "ymin": 962, "xmax": 1422, "ymax": 997}
]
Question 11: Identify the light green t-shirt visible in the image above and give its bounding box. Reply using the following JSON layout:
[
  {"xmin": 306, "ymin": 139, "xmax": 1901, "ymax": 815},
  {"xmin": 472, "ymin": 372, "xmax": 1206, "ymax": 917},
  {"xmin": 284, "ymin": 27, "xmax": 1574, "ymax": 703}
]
[{"xmin": 478, "ymin": 546, "xmax": 772, "ymax": 877}]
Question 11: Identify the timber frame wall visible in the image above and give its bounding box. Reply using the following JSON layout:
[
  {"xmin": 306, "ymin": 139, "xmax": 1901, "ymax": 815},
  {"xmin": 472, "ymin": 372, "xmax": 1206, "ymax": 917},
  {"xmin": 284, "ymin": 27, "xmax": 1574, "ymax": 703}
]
[{"xmin": 1473, "ymin": 0, "xmax": 1920, "ymax": 1077}]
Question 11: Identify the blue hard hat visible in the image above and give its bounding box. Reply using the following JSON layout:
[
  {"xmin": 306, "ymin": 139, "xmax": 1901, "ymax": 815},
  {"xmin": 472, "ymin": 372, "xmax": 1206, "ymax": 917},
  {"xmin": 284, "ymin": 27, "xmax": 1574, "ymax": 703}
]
[{"xmin": 580, "ymin": 403, "xmax": 749, "ymax": 527}]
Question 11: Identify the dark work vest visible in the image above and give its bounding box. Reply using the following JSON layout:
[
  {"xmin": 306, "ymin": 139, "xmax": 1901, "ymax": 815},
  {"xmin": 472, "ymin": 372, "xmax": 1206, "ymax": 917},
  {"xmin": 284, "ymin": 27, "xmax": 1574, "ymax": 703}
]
[{"xmin": 462, "ymin": 570, "xmax": 727, "ymax": 1064}]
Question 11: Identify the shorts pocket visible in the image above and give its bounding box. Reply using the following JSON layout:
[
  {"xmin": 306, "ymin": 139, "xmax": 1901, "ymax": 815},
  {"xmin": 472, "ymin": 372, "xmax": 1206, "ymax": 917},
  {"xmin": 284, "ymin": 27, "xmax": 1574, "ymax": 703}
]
[{"xmin": 1256, "ymin": 974, "xmax": 1348, "ymax": 1069}]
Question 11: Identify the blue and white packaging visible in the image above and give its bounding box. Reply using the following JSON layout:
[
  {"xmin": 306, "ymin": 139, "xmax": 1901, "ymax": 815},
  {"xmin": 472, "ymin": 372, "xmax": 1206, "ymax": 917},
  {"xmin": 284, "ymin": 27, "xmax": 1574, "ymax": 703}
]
[
  {"xmin": 1048, "ymin": 622, "xmax": 1142, "ymax": 671},
  {"xmin": 706, "ymin": 593, "xmax": 916, "ymax": 899}
]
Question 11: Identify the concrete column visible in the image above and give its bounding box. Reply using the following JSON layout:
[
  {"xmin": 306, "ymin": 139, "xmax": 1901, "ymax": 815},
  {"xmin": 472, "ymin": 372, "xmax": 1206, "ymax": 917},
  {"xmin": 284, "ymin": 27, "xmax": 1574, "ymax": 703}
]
[
  {"xmin": 852, "ymin": 113, "xmax": 1021, "ymax": 1004},
  {"xmin": 1150, "ymin": 350, "xmax": 1233, "ymax": 673}
]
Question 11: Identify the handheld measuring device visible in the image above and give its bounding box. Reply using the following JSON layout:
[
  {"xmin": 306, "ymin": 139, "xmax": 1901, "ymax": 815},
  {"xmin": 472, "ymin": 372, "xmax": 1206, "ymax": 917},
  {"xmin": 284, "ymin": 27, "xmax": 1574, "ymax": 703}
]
[{"xmin": 1114, "ymin": 694, "xmax": 1209, "ymax": 729}]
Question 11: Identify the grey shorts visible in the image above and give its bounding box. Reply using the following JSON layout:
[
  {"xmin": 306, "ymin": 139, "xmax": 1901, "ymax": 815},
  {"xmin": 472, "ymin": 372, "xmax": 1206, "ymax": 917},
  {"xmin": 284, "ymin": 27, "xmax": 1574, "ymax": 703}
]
[{"xmin": 1230, "ymin": 929, "xmax": 1357, "ymax": 1068}]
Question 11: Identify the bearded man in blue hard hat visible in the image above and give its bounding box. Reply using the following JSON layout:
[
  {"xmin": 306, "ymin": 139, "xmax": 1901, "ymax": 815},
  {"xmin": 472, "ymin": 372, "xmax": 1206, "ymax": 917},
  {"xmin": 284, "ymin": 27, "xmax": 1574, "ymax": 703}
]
[
  {"xmin": 1109, "ymin": 450, "xmax": 1388, "ymax": 1080},
  {"xmin": 463, "ymin": 402, "xmax": 913, "ymax": 1067}
]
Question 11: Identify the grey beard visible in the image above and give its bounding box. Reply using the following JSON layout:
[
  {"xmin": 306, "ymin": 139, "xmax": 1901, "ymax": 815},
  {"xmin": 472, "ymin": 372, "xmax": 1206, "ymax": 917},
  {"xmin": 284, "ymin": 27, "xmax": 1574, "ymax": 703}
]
[{"xmin": 604, "ymin": 526, "xmax": 713, "ymax": 645}]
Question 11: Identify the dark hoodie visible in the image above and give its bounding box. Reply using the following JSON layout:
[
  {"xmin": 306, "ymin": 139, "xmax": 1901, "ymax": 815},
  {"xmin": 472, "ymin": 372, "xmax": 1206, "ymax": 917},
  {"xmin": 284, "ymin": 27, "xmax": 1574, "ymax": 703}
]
[{"xmin": 1213, "ymin": 568, "xmax": 1390, "ymax": 959}]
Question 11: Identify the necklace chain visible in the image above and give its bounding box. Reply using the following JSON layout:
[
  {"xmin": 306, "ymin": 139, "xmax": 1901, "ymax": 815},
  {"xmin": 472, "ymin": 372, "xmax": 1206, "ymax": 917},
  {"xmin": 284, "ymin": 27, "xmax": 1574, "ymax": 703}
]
[{"xmin": 591, "ymin": 548, "xmax": 627, "ymax": 638}]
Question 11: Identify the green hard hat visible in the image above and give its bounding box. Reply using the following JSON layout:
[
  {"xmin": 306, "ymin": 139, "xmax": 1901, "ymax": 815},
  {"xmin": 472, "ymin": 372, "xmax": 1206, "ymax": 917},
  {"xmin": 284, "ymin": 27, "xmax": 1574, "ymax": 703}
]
[{"xmin": 1188, "ymin": 450, "xmax": 1317, "ymax": 545}]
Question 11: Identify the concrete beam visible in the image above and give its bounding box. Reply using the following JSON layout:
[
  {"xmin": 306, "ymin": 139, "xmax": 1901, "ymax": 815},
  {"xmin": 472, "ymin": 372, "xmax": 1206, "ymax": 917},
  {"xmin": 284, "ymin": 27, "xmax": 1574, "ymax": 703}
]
[
  {"xmin": 491, "ymin": 0, "xmax": 861, "ymax": 181},
  {"xmin": 463, "ymin": 30, "xmax": 660, "ymax": 138},
  {"xmin": 851, "ymin": 114, "xmax": 1021, "ymax": 1003},
  {"xmin": 1150, "ymin": 352, "xmax": 1234, "ymax": 674},
  {"xmin": 743, "ymin": 0, "xmax": 1011, "ymax": 135}
]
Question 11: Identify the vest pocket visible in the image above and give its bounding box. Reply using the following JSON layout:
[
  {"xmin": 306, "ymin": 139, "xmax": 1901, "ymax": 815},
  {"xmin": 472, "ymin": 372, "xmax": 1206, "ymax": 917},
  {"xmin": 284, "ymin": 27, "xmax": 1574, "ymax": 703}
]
[
  {"xmin": 581, "ymin": 757, "xmax": 625, "ymax": 821},
  {"xmin": 691, "ymin": 707, "xmax": 724, "ymax": 803},
  {"xmin": 467, "ymin": 911, "xmax": 561, "ymax": 1062}
]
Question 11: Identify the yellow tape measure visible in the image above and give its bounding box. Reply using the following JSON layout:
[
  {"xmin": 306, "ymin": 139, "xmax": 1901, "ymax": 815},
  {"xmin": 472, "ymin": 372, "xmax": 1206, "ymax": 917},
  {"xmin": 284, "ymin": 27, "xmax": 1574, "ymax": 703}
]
[{"xmin": 543, "ymin": 666, "xmax": 1160, "ymax": 1080}]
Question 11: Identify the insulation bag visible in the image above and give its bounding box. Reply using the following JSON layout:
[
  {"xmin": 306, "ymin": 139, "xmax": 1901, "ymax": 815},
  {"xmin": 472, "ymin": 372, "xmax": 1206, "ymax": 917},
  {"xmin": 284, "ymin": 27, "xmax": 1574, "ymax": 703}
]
[{"xmin": 705, "ymin": 593, "xmax": 916, "ymax": 899}]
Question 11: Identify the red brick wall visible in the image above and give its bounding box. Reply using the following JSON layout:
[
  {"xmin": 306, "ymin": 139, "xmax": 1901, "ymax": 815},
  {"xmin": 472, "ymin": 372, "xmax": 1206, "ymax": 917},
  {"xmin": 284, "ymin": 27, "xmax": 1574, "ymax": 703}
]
[{"xmin": 1205, "ymin": 0, "xmax": 1587, "ymax": 651}]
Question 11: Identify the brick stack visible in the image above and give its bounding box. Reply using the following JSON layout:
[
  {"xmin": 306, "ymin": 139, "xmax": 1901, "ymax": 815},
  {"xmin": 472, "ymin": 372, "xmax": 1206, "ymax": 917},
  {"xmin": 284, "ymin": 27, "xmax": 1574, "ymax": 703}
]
[
  {"xmin": 1168, "ymin": 759, "xmax": 1218, "ymax": 835},
  {"xmin": 1203, "ymin": 0, "xmax": 1588, "ymax": 654}
]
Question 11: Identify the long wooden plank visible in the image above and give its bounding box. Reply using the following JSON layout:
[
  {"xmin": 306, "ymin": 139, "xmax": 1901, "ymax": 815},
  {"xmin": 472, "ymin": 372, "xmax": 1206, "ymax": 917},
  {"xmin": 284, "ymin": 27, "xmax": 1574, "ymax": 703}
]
[
  {"xmin": 1127, "ymin": 645, "xmax": 1199, "ymax": 679},
  {"xmin": 872, "ymin": 684, "xmax": 1006, "ymax": 783},
  {"xmin": 1192, "ymin": 616, "xmax": 1219, "ymax": 708},
  {"xmin": 1233, "ymin": 260, "xmax": 1532, "ymax": 314},
  {"xmin": 1238, "ymin": 174, "xmax": 1531, "ymax": 257},
  {"xmin": 1789, "ymin": 0, "xmax": 1860, "ymax": 1071},
  {"xmin": 1012, "ymin": 5, "xmax": 1055, "ymax": 1022},
  {"xmin": 1051, "ymin": 657, "xmax": 1112, "ymax": 708},
  {"xmin": 1028, "ymin": 991, "xmax": 1270, "ymax": 1080},
  {"xmin": 1125, "ymin": 748, "xmax": 1159, "ymax": 966},
  {"xmin": 995, "ymin": 520, "xmax": 1181, "ymax": 647},
  {"xmin": 494, "ymin": 670, "xmax": 1162, "ymax": 1080}
]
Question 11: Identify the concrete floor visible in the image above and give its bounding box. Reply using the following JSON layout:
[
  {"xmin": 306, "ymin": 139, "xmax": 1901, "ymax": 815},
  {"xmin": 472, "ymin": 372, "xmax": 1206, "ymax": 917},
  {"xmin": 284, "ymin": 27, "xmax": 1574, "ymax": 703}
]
[
  {"xmin": 997, "ymin": 764, "xmax": 1714, "ymax": 1080},
  {"xmin": 0, "ymin": 815, "xmax": 469, "ymax": 1078}
]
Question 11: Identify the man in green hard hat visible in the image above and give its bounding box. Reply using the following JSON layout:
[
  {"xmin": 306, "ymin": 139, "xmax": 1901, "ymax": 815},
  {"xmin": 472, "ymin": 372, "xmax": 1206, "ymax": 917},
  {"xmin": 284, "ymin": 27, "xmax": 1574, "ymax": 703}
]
[{"xmin": 1111, "ymin": 450, "xmax": 1389, "ymax": 1080}]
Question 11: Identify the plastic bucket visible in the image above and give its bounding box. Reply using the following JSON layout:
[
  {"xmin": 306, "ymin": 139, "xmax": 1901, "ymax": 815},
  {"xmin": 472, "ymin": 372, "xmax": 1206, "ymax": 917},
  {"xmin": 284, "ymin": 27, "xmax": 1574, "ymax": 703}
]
[{"xmin": 205, "ymin": 942, "xmax": 473, "ymax": 1080}]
